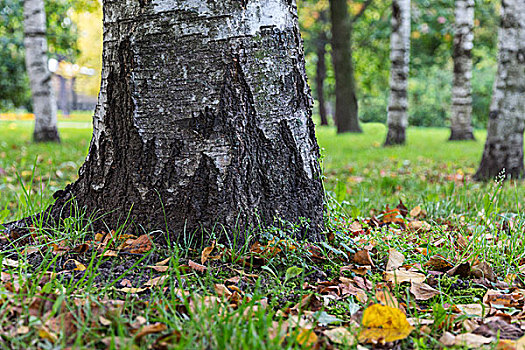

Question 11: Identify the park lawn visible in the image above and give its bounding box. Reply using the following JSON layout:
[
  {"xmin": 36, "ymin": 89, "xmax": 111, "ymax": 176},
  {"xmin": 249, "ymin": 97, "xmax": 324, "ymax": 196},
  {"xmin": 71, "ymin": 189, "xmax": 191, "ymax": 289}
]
[{"xmin": 0, "ymin": 121, "xmax": 524, "ymax": 348}]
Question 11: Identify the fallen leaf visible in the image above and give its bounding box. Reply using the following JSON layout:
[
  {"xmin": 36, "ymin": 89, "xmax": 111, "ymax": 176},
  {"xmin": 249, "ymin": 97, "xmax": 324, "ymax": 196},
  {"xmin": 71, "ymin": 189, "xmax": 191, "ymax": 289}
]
[
  {"xmin": 410, "ymin": 205, "xmax": 426, "ymax": 218},
  {"xmin": 384, "ymin": 269, "xmax": 426, "ymax": 285},
  {"xmin": 386, "ymin": 248, "xmax": 405, "ymax": 271},
  {"xmin": 408, "ymin": 220, "xmax": 431, "ymax": 232},
  {"xmin": 188, "ymin": 260, "xmax": 207, "ymax": 273},
  {"xmin": 354, "ymin": 249, "xmax": 374, "ymax": 266},
  {"xmin": 424, "ymin": 255, "xmax": 453, "ymax": 272},
  {"xmin": 134, "ymin": 323, "xmax": 167, "ymax": 341},
  {"xmin": 454, "ymin": 304, "xmax": 488, "ymax": 317},
  {"xmin": 473, "ymin": 320, "xmax": 524, "ymax": 340},
  {"xmin": 124, "ymin": 234, "xmax": 153, "ymax": 254},
  {"xmin": 410, "ymin": 282, "xmax": 440, "ymax": 300},
  {"xmin": 295, "ymin": 328, "xmax": 318, "ymax": 347},
  {"xmin": 471, "ymin": 261, "xmax": 496, "ymax": 282},
  {"xmin": 440, "ymin": 332, "xmax": 493, "ymax": 347},
  {"xmin": 118, "ymin": 287, "xmax": 147, "ymax": 293},
  {"xmin": 201, "ymin": 242, "xmax": 215, "ymax": 264},
  {"xmin": 358, "ymin": 304, "xmax": 414, "ymax": 344},
  {"xmin": 324, "ymin": 327, "xmax": 356, "ymax": 345},
  {"xmin": 484, "ymin": 290, "xmax": 522, "ymax": 308},
  {"xmin": 148, "ymin": 265, "xmax": 169, "ymax": 272},
  {"xmin": 38, "ymin": 326, "xmax": 58, "ymax": 343},
  {"xmin": 64, "ymin": 259, "xmax": 87, "ymax": 271}
]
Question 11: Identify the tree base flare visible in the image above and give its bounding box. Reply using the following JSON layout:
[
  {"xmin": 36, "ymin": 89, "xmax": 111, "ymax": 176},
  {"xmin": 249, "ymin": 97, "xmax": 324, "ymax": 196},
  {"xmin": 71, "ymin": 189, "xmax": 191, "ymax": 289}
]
[{"xmin": 384, "ymin": 126, "xmax": 406, "ymax": 146}]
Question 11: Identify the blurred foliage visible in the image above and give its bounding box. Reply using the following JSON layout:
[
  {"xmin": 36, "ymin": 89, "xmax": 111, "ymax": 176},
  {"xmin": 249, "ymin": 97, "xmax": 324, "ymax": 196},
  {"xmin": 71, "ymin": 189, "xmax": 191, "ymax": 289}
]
[
  {"xmin": 0, "ymin": 0, "xmax": 99, "ymax": 111},
  {"xmin": 299, "ymin": 0, "xmax": 498, "ymax": 128}
]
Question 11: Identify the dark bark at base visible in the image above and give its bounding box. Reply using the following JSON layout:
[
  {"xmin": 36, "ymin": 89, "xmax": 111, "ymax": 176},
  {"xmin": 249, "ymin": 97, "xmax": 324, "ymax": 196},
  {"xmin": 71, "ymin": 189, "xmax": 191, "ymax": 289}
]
[
  {"xmin": 474, "ymin": 137, "xmax": 524, "ymax": 181},
  {"xmin": 449, "ymin": 129, "xmax": 475, "ymax": 141},
  {"xmin": 384, "ymin": 125, "xmax": 406, "ymax": 146},
  {"xmin": 330, "ymin": 0, "xmax": 362, "ymax": 134},
  {"xmin": 33, "ymin": 128, "xmax": 61, "ymax": 143}
]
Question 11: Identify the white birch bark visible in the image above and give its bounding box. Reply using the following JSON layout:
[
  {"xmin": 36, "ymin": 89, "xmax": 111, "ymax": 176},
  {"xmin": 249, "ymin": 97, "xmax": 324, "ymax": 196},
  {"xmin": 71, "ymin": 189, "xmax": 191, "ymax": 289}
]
[
  {"xmin": 450, "ymin": 0, "xmax": 475, "ymax": 140},
  {"xmin": 475, "ymin": 0, "xmax": 525, "ymax": 180},
  {"xmin": 385, "ymin": 0, "xmax": 411, "ymax": 145},
  {"xmin": 27, "ymin": 0, "xmax": 324, "ymax": 241},
  {"xmin": 24, "ymin": 0, "xmax": 60, "ymax": 142}
]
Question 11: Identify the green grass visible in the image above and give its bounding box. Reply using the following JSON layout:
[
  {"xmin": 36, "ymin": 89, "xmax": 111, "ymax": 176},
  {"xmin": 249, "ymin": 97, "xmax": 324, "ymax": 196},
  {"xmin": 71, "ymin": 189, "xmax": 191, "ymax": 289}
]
[{"xmin": 0, "ymin": 121, "xmax": 524, "ymax": 349}]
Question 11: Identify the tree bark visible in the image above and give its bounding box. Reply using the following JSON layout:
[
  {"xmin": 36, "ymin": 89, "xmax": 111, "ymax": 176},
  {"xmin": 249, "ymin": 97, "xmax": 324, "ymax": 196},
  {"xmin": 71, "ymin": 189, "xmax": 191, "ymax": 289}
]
[
  {"xmin": 23, "ymin": 0, "xmax": 60, "ymax": 143},
  {"xmin": 474, "ymin": 0, "xmax": 525, "ymax": 180},
  {"xmin": 449, "ymin": 0, "xmax": 475, "ymax": 141},
  {"xmin": 330, "ymin": 0, "xmax": 362, "ymax": 133},
  {"xmin": 385, "ymin": 0, "xmax": 411, "ymax": 146},
  {"xmin": 9, "ymin": 0, "xmax": 324, "ymax": 242},
  {"xmin": 316, "ymin": 31, "xmax": 329, "ymax": 126}
]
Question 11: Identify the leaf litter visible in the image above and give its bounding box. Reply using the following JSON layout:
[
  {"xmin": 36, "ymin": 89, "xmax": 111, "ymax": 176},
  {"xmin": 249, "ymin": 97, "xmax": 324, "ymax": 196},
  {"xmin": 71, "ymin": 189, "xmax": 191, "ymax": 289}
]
[{"xmin": 1, "ymin": 200, "xmax": 525, "ymax": 348}]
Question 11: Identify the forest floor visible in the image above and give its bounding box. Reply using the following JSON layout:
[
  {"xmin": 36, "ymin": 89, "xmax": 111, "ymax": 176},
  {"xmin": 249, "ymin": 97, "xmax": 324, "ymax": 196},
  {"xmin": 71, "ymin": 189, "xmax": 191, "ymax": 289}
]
[{"xmin": 1, "ymin": 121, "xmax": 525, "ymax": 349}]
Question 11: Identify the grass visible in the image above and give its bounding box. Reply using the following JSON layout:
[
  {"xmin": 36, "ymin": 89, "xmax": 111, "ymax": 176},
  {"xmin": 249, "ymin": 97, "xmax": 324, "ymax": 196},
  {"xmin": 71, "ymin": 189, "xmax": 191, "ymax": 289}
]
[{"xmin": 0, "ymin": 120, "xmax": 524, "ymax": 349}]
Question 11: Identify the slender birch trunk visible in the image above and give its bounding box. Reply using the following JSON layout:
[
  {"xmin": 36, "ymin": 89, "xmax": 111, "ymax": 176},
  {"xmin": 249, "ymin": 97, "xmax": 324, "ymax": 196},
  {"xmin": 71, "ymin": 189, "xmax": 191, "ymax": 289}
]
[
  {"xmin": 6, "ymin": 0, "xmax": 325, "ymax": 242},
  {"xmin": 384, "ymin": 0, "xmax": 411, "ymax": 146},
  {"xmin": 23, "ymin": 0, "xmax": 60, "ymax": 142},
  {"xmin": 330, "ymin": 0, "xmax": 362, "ymax": 133},
  {"xmin": 475, "ymin": 0, "xmax": 525, "ymax": 180},
  {"xmin": 449, "ymin": 0, "xmax": 475, "ymax": 140}
]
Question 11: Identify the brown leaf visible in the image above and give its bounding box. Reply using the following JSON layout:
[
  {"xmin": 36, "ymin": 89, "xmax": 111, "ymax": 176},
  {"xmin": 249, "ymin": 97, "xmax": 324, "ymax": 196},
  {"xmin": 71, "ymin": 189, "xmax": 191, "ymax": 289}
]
[
  {"xmin": 134, "ymin": 323, "xmax": 167, "ymax": 342},
  {"xmin": 423, "ymin": 255, "xmax": 453, "ymax": 272},
  {"xmin": 453, "ymin": 304, "xmax": 488, "ymax": 317},
  {"xmin": 384, "ymin": 269, "xmax": 426, "ymax": 285},
  {"xmin": 386, "ymin": 248, "xmax": 405, "ymax": 271},
  {"xmin": 156, "ymin": 257, "xmax": 171, "ymax": 266},
  {"xmin": 124, "ymin": 234, "xmax": 153, "ymax": 254},
  {"xmin": 473, "ymin": 320, "xmax": 524, "ymax": 340},
  {"xmin": 410, "ymin": 282, "xmax": 440, "ymax": 300},
  {"xmin": 471, "ymin": 261, "xmax": 496, "ymax": 282},
  {"xmin": 446, "ymin": 262, "xmax": 471, "ymax": 279},
  {"xmin": 188, "ymin": 260, "xmax": 207, "ymax": 273},
  {"xmin": 354, "ymin": 249, "xmax": 374, "ymax": 266},
  {"xmin": 484, "ymin": 290, "xmax": 522, "ymax": 308},
  {"xmin": 201, "ymin": 241, "xmax": 215, "ymax": 264},
  {"xmin": 410, "ymin": 205, "xmax": 426, "ymax": 219},
  {"xmin": 408, "ymin": 220, "xmax": 432, "ymax": 232},
  {"xmin": 440, "ymin": 332, "xmax": 493, "ymax": 347},
  {"xmin": 119, "ymin": 279, "xmax": 132, "ymax": 287},
  {"xmin": 148, "ymin": 265, "xmax": 169, "ymax": 272}
]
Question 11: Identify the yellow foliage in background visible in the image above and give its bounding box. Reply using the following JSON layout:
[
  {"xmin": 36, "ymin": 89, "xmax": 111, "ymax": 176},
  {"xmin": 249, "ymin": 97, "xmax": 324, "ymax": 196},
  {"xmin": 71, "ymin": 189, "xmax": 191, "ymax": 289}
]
[{"xmin": 70, "ymin": 7, "xmax": 103, "ymax": 97}]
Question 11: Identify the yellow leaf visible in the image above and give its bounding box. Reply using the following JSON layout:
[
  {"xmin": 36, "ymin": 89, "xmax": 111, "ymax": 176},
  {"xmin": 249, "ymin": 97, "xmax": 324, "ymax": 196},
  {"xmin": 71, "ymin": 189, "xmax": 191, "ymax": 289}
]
[
  {"xmin": 359, "ymin": 304, "xmax": 414, "ymax": 344},
  {"xmin": 296, "ymin": 328, "xmax": 318, "ymax": 347}
]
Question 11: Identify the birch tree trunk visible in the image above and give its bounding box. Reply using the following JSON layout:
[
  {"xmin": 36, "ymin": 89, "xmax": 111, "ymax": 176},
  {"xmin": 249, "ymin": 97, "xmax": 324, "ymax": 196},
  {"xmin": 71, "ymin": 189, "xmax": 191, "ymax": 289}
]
[
  {"xmin": 449, "ymin": 0, "xmax": 475, "ymax": 141},
  {"xmin": 384, "ymin": 0, "xmax": 411, "ymax": 146},
  {"xmin": 8, "ymin": 0, "xmax": 324, "ymax": 242},
  {"xmin": 23, "ymin": 0, "xmax": 60, "ymax": 142},
  {"xmin": 475, "ymin": 0, "xmax": 525, "ymax": 180},
  {"xmin": 330, "ymin": 0, "xmax": 362, "ymax": 133}
]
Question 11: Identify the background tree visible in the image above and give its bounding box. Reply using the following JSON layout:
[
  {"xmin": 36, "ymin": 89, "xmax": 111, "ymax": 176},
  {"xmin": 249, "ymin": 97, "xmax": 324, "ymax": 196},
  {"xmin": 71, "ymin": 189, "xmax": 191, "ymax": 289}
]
[
  {"xmin": 315, "ymin": 12, "xmax": 330, "ymax": 126},
  {"xmin": 24, "ymin": 0, "xmax": 60, "ymax": 142},
  {"xmin": 8, "ymin": 0, "xmax": 325, "ymax": 241},
  {"xmin": 449, "ymin": 0, "xmax": 475, "ymax": 140},
  {"xmin": 330, "ymin": 0, "xmax": 373, "ymax": 133},
  {"xmin": 384, "ymin": 0, "xmax": 411, "ymax": 145},
  {"xmin": 474, "ymin": 0, "xmax": 525, "ymax": 180}
]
